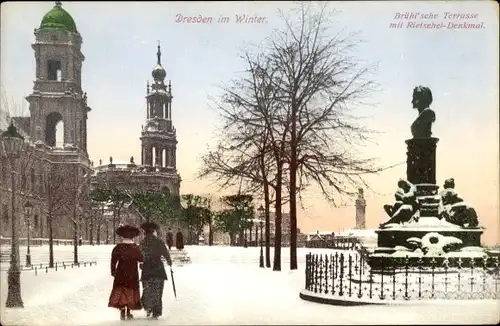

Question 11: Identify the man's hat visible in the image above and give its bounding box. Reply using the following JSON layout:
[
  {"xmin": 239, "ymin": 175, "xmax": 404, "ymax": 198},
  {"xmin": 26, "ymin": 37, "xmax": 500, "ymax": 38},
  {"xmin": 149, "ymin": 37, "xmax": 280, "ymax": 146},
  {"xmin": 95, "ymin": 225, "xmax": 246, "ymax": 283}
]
[
  {"xmin": 116, "ymin": 225, "xmax": 140, "ymax": 239},
  {"xmin": 140, "ymin": 221, "xmax": 159, "ymax": 234}
]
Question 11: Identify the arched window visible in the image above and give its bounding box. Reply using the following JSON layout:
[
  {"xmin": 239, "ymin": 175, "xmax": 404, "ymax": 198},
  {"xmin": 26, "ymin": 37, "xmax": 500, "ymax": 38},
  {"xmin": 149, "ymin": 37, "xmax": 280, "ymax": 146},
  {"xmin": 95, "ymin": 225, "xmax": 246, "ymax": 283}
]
[{"xmin": 45, "ymin": 112, "xmax": 64, "ymax": 147}]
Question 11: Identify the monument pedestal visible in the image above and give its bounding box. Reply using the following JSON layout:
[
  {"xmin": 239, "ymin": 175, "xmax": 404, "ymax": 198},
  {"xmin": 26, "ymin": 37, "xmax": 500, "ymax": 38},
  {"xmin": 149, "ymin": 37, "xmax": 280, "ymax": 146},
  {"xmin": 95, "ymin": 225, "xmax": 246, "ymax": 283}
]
[
  {"xmin": 406, "ymin": 137, "xmax": 439, "ymax": 185},
  {"xmin": 368, "ymin": 137, "xmax": 485, "ymax": 270}
]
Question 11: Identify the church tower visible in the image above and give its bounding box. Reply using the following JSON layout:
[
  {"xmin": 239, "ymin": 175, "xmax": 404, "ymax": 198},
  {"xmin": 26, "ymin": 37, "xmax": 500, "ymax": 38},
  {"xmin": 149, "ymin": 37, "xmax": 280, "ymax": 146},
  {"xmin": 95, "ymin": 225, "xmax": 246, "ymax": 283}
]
[
  {"xmin": 140, "ymin": 43, "xmax": 180, "ymax": 194},
  {"xmin": 26, "ymin": 1, "xmax": 91, "ymax": 154}
]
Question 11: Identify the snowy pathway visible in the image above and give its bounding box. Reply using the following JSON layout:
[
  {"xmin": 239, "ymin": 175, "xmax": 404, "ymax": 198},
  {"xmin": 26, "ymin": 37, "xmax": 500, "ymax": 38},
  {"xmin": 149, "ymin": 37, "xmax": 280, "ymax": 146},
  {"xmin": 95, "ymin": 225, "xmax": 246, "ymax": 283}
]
[{"xmin": 1, "ymin": 245, "xmax": 499, "ymax": 325}]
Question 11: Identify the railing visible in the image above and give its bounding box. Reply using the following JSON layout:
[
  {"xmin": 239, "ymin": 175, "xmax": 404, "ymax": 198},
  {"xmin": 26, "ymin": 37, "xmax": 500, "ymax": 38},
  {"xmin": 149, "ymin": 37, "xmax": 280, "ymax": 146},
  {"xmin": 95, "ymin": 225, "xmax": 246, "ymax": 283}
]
[
  {"xmin": 303, "ymin": 252, "xmax": 500, "ymax": 302},
  {"xmin": 0, "ymin": 260, "xmax": 98, "ymax": 273},
  {"xmin": 306, "ymin": 237, "xmax": 364, "ymax": 250},
  {"xmin": 0, "ymin": 237, "xmax": 92, "ymax": 247}
]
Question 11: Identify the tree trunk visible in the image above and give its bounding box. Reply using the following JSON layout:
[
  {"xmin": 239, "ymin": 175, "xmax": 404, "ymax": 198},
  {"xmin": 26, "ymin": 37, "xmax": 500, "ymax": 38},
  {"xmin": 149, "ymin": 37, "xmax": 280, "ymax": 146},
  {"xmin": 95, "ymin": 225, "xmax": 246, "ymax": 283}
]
[
  {"xmin": 229, "ymin": 233, "xmax": 236, "ymax": 246},
  {"xmin": 289, "ymin": 106, "xmax": 298, "ymax": 270},
  {"xmin": 264, "ymin": 181, "xmax": 271, "ymax": 268},
  {"xmin": 85, "ymin": 219, "xmax": 89, "ymax": 241},
  {"xmin": 48, "ymin": 212, "xmax": 54, "ymax": 268},
  {"xmin": 273, "ymin": 167, "xmax": 283, "ymax": 271},
  {"xmin": 105, "ymin": 220, "xmax": 109, "ymax": 244},
  {"xmin": 96, "ymin": 223, "xmax": 101, "ymax": 245},
  {"xmin": 89, "ymin": 217, "xmax": 94, "ymax": 245},
  {"xmin": 112, "ymin": 209, "xmax": 117, "ymax": 244},
  {"xmin": 73, "ymin": 219, "xmax": 78, "ymax": 265},
  {"xmin": 208, "ymin": 216, "xmax": 213, "ymax": 246}
]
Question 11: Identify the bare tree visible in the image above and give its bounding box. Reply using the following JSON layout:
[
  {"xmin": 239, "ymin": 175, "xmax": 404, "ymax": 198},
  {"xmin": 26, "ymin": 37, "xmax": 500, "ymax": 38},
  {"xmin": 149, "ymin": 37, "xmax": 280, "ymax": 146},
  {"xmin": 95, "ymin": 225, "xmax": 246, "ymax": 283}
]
[
  {"xmin": 42, "ymin": 164, "xmax": 75, "ymax": 268},
  {"xmin": 69, "ymin": 165, "xmax": 92, "ymax": 264},
  {"xmin": 200, "ymin": 2, "xmax": 388, "ymax": 271},
  {"xmin": 199, "ymin": 52, "xmax": 293, "ymax": 270},
  {"xmin": 266, "ymin": 3, "xmax": 383, "ymax": 270}
]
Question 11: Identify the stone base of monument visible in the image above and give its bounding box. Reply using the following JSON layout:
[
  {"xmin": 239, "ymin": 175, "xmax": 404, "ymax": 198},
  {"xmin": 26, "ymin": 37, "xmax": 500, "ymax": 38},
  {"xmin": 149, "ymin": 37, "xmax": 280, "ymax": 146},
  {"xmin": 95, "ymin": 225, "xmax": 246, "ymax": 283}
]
[
  {"xmin": 369, "ymin": 220, "xmax": 486, "ymax": 271},
  {"xmin": 170, "ymin": 249, "xmax": 192, "ymax": 265},
  {"xmin": 368, "ymin": 178, "xmax": 486, "ymax": 271},
  {"xmin": 375, "ymin": 221, "xmax": 483, "ymax": 248}
]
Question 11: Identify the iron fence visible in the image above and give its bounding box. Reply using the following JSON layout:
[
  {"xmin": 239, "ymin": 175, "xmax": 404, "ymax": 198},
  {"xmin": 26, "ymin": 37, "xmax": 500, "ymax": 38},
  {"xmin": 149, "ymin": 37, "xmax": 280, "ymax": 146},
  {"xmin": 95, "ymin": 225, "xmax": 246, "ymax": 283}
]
[{"xmin": 304, "ymin": 252, "xmax": 500, "ymax": 301}]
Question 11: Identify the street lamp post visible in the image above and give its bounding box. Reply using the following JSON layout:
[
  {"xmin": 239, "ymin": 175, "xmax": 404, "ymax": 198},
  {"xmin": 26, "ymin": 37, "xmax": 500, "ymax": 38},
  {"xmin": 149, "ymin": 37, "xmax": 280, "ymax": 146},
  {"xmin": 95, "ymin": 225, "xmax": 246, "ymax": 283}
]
[
  {"xmin": 258, "ymin": 205, "xmax": 264, "ymax": 268},
  {"xmin": 2, "ymin": 122, "xmax": 26, "ymax": 308},
  {"xmin": 24, "ymin": 201, "xmax": 33, "ymax": 267}
]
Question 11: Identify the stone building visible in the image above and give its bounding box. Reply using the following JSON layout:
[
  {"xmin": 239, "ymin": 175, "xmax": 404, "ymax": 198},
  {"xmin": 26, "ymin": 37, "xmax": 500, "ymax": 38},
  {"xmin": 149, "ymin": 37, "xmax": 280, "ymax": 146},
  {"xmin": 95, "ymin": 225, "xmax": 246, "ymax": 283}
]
[
  {"xmin": 90, "ymin": 43, "xmax": 182, "ymax": 234},
  {"xmin": 1, "ymin": 2, "xmax": 91, "ymax": 241}
]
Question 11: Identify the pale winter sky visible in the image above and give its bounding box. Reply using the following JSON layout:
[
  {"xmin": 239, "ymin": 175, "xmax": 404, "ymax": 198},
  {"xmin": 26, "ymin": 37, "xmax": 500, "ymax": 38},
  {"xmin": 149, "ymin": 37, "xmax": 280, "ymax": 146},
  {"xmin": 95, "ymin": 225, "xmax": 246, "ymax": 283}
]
[{"xmin": 1, "ymin": 1, "xmax": 498, "ymax": 243}]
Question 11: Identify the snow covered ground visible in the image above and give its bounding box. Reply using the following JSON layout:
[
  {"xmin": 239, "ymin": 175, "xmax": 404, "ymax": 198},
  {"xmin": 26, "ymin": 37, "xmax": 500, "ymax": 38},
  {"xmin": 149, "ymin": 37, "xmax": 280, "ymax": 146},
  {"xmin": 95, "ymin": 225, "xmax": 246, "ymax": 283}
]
[{"xmin": 1, "ymin": 245, "xmax": 499, "ymax": 325}]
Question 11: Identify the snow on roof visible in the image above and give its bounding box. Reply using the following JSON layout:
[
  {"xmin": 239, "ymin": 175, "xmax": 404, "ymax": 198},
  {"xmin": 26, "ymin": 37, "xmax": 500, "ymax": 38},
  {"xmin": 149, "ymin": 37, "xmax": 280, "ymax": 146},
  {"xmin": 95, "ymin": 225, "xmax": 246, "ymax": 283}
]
[
  {"xmin": 336, "ymin": 229, "xmax": 377, "ymax": 238},
  {"xmin": 308, "ymin": 231, "xmax": 335, "ymax": 236}
]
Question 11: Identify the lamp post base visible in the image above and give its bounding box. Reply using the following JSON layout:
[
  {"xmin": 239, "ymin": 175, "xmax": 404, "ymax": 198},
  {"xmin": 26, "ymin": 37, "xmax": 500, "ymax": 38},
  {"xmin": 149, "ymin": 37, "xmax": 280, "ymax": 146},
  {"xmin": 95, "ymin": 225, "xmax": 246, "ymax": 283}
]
[
  {"xmin": 259, "ymin": 246, "xmax": 264, "ymax": 268},
  {"xmin": 5, "ymin": 268, "xmax": 23, "ymax": 308},
  {"xmin": 25, "ymin": 254, "xmax": 31, "ymax": 267}
]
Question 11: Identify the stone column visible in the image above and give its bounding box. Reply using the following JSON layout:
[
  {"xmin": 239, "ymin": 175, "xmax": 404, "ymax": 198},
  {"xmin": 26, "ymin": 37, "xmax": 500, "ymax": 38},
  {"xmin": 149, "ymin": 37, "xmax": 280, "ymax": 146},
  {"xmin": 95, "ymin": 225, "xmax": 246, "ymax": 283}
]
[
  {"xmin": 155, "ymin": 147, "xmax": 162, "ymax": 167},
  {"xmin": 405, "ymin": 137, "xmax": 439, "ymax": 185},
  {"xmin": 355, "ymin": 192, "xmax": 366, "ymax": 229},
  {"xmin": 144, "ymin": 144, "xmax": 152, "ymax": 166},
  {"xmin": 35, "ymin": 54, "xmax": 41, "ymax": 79}
]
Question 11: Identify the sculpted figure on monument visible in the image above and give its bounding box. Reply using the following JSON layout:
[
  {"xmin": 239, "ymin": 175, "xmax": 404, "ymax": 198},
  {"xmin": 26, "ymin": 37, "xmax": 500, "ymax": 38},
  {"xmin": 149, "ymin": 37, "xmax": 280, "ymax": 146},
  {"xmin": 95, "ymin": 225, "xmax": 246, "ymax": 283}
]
[
  {"xmin": 439, "ymin": 178, "xmax": 479, "ymax": 228},
  {"xmin": 410, "ymin": 86, "xmax": 436, "ymax": 139},
  {"xmin": 380, "ymin": 179, "xmax": 418, "ymax": 228}
]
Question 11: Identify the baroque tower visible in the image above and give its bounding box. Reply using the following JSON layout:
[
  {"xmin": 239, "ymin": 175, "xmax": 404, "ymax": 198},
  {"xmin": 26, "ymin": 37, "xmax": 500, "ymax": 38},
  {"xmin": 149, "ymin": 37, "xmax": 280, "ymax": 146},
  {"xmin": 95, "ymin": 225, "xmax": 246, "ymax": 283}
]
[
  {"xmin": 140, "ymin": 43, "xmax": 180, "ymax": 194},
  {"xmin": 26, "ymin": 1, "xmax": 90, "ymax": 154}
]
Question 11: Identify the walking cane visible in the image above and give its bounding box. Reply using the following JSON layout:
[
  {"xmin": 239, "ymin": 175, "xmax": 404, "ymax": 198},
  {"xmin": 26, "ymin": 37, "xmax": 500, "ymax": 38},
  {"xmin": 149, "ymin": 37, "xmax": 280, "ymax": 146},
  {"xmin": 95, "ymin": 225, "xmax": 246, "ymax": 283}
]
[{"xmin": 170, "ymin": 267, "xmax": 177, "ymax": 300}]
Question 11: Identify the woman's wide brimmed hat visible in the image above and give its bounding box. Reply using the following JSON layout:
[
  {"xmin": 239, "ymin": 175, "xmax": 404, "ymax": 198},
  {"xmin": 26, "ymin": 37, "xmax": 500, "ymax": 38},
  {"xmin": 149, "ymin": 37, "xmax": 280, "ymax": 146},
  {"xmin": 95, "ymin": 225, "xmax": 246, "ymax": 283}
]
[
  {"xmin": 116, "ymin": 225, "xmax": 140, "ymax": 239},
  {"xmin": 140, "ymin": 221, "xmax": 159, "ymax": 234}
]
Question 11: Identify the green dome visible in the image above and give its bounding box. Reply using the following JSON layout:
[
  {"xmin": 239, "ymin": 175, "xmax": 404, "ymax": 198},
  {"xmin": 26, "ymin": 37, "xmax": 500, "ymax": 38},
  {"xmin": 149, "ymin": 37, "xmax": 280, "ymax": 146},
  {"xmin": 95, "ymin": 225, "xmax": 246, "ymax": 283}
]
[{"xmin": 40, "ymin": 3, "xmax": 78, "ymax": 33}]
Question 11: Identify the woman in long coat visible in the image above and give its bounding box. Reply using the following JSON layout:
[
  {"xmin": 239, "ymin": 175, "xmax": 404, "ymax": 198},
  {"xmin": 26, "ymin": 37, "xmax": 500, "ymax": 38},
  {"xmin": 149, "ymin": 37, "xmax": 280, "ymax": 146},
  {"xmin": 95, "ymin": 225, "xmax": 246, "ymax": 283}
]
[
  {"xmin": 108, "ymin": 225, "xmax": 144, "ymax": 320},
  {"xmin": 166, "ymin": 228, "xmax": 174, "ymax": 250},
  {"xmin": 140, "ymin": 222, "xmax": 173, "ymax": 319},
  {"xmin": 175, "ymin": 228, "xmax": 185, "ymax": 250}
]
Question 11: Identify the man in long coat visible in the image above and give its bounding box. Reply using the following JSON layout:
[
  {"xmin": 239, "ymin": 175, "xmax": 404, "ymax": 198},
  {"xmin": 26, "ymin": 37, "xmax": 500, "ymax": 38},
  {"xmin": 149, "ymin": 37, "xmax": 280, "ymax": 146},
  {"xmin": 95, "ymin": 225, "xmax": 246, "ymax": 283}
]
[
  {"xmin": 108, "ymin": 225, "xmax": 143, "ymax": 320},
  {"xmin": 175, "ymin": 228, "xmax": 184, "ymax": 250},
  {"xmin": 139, "ymin": 222, "xmax": 173, "ymax": 319},
  {"xmin": 166, "ymin": 228, "xmax": 174, "ymax": 250}
]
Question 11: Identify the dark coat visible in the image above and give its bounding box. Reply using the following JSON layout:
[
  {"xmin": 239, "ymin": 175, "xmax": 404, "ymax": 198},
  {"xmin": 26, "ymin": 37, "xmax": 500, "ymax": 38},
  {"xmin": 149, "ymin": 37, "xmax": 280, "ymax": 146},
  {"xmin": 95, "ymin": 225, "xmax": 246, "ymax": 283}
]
[
  {"xmin": 108, "ymin": 243, "xmax": 144, "ymax": 310},
  {"xmin": 166, "ymin": 231, "xmax": 174, "ymax": 247},
  {"xmin": 175, "ymin": 231, "xmax": 184, "ymax": 250},
  {"xmin": 110, "ymin": 243, "xmax": 144, "ymax": 289},
  {"xmin": 139, "ymin": 234, "xmax": 173, "ymax": 281}
]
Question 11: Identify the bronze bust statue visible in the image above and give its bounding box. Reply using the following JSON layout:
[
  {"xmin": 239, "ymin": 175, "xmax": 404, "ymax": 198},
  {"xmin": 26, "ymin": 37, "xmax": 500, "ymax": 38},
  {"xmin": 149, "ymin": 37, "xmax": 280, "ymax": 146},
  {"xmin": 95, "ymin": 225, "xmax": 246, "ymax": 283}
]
[{"xmin": 410, "ymin": 86, "xmax": 435, "ymax": 138}]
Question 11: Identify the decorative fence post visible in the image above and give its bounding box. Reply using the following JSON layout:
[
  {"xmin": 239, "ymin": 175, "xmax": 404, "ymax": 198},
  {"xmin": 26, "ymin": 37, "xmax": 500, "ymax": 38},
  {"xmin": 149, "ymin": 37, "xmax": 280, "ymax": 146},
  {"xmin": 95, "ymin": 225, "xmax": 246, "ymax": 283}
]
[
  {"xmin": 404, "ymin": 256, "xmax": 409, "ymax": 300},
  {"xmin": 313, "ymin": 254, "xmax": 319, "ymax": 293},
  {"xmin": 430, "ymin": 258, "xmax": 436, "ymax": 299},
  {"xmin": 379, "ymin": 258, "xmax": 385, "ymax": 300},
  {"xmin": 392, "ymin": 258, "xmax": 396, "ymax": 300},
  {"xmin": 417, "ymin": 258, "xmax": 423, "ymax": 299},
  {"xmin": 358, "ymin": 253, "xmax": 363, "ymax": 299},
  {"xmin": 305, "ymin": 254, "xmax": 310, "ymax": 290},
  {"xmin": 339, "ymin": 253, "xmax": 344, "ymax": 296},
  {"xmin": 318, "ymin": 254, "xmax": 324, "ymax": 294},
  {"xmin": 324, "ymin": 255, "xmax": 329, "ymax": 294},
  {"xmin": 348, "ymin": 254, "xmax": 353, "ymax": 297}
]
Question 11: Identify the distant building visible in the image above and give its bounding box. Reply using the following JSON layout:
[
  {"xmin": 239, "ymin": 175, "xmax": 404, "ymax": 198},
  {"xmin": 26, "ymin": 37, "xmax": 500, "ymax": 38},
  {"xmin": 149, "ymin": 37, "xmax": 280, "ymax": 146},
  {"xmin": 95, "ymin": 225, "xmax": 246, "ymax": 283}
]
[{"xmin": 306, "ymin": 231, "xmax": 336, "ymax": 248}]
